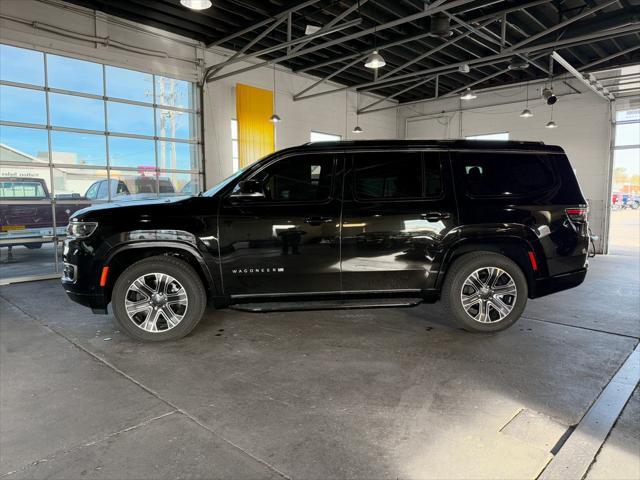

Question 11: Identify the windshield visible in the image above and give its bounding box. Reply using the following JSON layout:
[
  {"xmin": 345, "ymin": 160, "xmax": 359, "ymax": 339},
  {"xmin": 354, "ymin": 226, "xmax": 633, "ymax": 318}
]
[{"xmin": 203, "ymin": 168, "xmax": 245, "ymax": 197}]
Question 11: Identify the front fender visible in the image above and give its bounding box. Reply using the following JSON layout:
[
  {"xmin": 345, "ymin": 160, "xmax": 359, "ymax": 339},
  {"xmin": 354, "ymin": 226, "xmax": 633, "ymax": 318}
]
[{"xmin": 103, "ymin": 230, "xmax": 219, "ymax": 296}]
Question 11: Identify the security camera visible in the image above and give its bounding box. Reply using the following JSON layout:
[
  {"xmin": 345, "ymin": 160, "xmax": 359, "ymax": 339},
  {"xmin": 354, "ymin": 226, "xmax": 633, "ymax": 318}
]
[{"xmin": 542, "ymin": 87, "xmax": 557, "ymax": 105}]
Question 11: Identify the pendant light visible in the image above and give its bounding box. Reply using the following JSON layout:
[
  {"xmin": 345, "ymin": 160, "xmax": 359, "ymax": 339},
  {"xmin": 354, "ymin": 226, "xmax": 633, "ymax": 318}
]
[
  {"xmin": 460, "ymin": 88, "xmax": 476, "ymax": 100},
  {"xmin": 545, "ymin": 104, "xmax": 557, "ymax": 128},
  {"xmin": 520, "ymin": 82, "xmax": 533, "ymax": 118},
  {"xmin": 352, "ymin": 91, "xmax": 363, "ymax": 134},
  {"xmin": 269, "ymin": 65, "xmax": 281, "ymax": 123},
  {"xmin": 180, "ymin": 0, "xmax": 212, "ymax": 10},
  {"xmin": 365, "ymin": 27, "xmax": 385, "ymax": 69}
]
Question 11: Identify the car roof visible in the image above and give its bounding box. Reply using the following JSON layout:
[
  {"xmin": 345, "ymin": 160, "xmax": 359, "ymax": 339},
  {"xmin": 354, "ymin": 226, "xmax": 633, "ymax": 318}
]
[{"xmin": 279, "ymin": 139, "xmax": 564, "ymax": 154}]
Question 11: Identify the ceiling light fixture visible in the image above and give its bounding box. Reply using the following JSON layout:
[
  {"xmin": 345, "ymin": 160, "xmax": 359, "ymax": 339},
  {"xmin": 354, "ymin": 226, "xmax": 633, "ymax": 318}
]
[
  {"xmin": 365, "ymin": 50, "xmax": 386, "ymax": 69},
  {"xmin": 269, "ymin": 65, "xmax": 281, "ymax": 124},
  {"xmin": 545, "ymin": 105, "xmax": 557, "ymax": 128},
  {"xmin": 353, "ymin": 91, "xmax": 363, "ymax": 134},
  {"xmin": 520, "ymin": 82, "xmax": 533, "ymax": 118},
  {"xmin": 180, "ymin": 0, "xmax": 212, "ymax": 10},
  {"xmin": 365, "ymin": 27, "xmax": 385, "ymax": 69},
  {"xmin": 460, "ymin": 88, "xmax": 476, "ymax": 100}
]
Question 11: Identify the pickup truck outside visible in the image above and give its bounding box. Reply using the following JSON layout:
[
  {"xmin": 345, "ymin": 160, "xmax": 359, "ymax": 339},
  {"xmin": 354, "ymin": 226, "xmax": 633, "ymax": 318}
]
[{"xmin": 0, "ymin": 177, "xmax": 83, "ymax": 245}]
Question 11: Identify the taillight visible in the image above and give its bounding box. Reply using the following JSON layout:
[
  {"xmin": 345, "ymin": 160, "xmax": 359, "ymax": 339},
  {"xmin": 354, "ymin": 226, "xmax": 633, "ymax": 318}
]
[{"xmin": 566, "ymin": 207, "xmax": 588, "ymax": 222}]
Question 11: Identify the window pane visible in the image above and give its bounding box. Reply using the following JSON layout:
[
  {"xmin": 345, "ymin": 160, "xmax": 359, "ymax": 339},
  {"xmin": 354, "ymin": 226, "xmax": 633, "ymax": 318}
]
[
  {"xmin": 0, "ymin": 164, "xmax": 52, "ymax": 199},
  {"xmin": 107, "ymin": 102, "xmax": 154, "ymax": 136},
  {"xmin": 0, "ymin": 44, "xmax": 45, "ymax": 86},
  {"xmin": 615, "ymin": 123, "xmax": 640, "ymax": 147},
  {"xmin": 354, "ymin": 152, "xmax": 423, "ymax": 199},
  {"xmin": 0, "ymin": 126, "xmax": 49, "ymax": 163},
  {"xmin": 156, "ymin": 109, "xmax": 195, "ymax": 140},
  {"xmin": 51, "ymin": 131, "xmax": 106, "ymax": 166},
  {"xmin": 0, "ymin": 164, "xmax": 54, "ymax": 248},
  {"xmin": 155, "ymin": 76, "xmax": 193, "ymax": 109},
  {"xmin": 457, "ymin": 152, "xmax": 557, "ymax": 197},
  {"xmin": 108, "ymin": 170, "xmax": 172, "ymax": 200},
  {"xmin": 105, "ymin": 65, "xmax": 153, "ymax": 103},
  {"xmin": 49, "ymin": 93, "xmax": 104, "ymax": 130},
  {"xmin": 310, "ymin": 131, "xmax": 341, "ymax": 142},
  {"xmin": 0, "ymin": 85, "xmax": 46, "ymax": 124},
  {"xmin": 47, "ymin": 54, "xmax": 103, "ymax": 95},
  {"xmin": 108, "ymin": 137, "xmax": 155, "ymax": 168},
  {"xmin": 157, "ymin": 141, "xmax": 196, "ymax": 171},
  {"xmin": 616, "ymin": 110, "xmax": 640, "ymax": 122},
  {"xmin": 249, "ymin": 154, "xmax": 334, "ymax": 202},
  {"xmin": 160, "ymin": 172, "xmax": 198, "ymax": 196},
  {"xmin": 612, "ymin": 149, "xmax": 640, "ymax": 196},
  {"xmin": 232, "ymin": 140, "xmax": 239, "ymax": 160},
  {"xmin": 231, "ymin": 119, "xmax": 238, "ymax": 139},
  {"xmin": 466, "ymin": 132, "xmax": 509, "ymax": 140},
  {"xmin": 52, "ymin": 167, "xmax": 108, "ymax": 202}
]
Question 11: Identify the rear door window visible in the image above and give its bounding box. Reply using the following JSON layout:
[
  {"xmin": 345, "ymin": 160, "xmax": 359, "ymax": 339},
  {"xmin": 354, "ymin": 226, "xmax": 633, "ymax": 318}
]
[
  {"xmin": 353, "ymin": 151, "xmax": 442, "ymax": 200},
  {"xmin": 456, "ymin": 152, "xmax": 557, "ymax": 197}
]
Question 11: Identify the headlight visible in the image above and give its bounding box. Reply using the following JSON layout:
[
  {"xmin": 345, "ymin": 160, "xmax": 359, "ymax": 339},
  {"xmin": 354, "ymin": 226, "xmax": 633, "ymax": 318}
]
[{"xmin": 67, "ymin": 221, "xmax": 98, "ymax": 238}]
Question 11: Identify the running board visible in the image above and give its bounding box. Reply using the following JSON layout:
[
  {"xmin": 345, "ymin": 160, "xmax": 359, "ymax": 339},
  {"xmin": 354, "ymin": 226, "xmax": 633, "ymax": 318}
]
[{"xmin": 230, "ymin": 297, "xmax": 423, "ymax": 313}]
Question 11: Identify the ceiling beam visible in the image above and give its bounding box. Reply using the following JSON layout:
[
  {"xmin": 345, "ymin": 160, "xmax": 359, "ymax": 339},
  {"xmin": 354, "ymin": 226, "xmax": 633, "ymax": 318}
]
[
  {"xmin": 205, "ymin": 18, "xmax": 362, "ymax": 80},
  {"xmin": 551, "ymin": 51, "xmax": 615, "ymax": 101},
  {"xmin": 359, "ymin": 75, "xmax": 437, "ymax": 113},
  {"xmin": 205, "ymin": 0, "xmax": 479, "ymax": 83},
  {"xmin": 206, "ymin": 0, "xmax": 322, "ymax": 48},
  {"xmin": 294, "ymin": 23, "xmax": 640, "ymax": 101}
]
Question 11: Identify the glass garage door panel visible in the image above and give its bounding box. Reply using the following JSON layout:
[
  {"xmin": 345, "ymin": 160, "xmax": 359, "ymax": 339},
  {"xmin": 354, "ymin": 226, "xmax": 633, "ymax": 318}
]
[
  {"xmin": 0, "ymin": 41, "xmax": 201, "ymax": 283},
  {"xmin": 0, "ymin": 165, "xmax": 57, "ymax": 280}
]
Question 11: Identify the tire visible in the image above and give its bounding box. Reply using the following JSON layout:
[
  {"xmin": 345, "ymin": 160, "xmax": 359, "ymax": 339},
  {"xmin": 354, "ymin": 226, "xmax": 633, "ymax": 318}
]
[
  {"xmin": 111, "ymin": 255, "xmax": 207, "ymax": 342},
  {"xmin": 442, "ymin": 251, "xmax": 528, "ymax": 333}
]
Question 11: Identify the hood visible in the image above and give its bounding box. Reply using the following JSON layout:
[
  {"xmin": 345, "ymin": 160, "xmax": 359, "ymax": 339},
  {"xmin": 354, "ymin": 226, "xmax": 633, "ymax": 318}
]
[{"xmin": 71, "ymin": 195, "xmax": 192, "ymax": 221}]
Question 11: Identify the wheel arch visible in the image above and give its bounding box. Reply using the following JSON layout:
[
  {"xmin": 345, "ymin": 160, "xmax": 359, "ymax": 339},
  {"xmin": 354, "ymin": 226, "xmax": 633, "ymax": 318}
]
[
  {"xmin": 437, "ymin": 235, "xmax": 542, "ymax": 298},
  {"xmin": 103, "ymin": 242, "xmax": 217, "ymax": 304}
]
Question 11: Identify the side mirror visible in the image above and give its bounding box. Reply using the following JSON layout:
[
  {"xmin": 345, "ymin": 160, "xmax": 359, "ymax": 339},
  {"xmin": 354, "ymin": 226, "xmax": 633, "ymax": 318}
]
[{"xmin": 230, "ymin": 179, "xmax": 265, "ymax": 199}]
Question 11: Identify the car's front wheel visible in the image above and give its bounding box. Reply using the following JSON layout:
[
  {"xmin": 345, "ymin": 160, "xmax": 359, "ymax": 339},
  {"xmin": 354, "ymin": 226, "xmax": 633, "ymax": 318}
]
[
  {"xmin": 442, "ymin": 252, "xmax": 528, "ymax": 333},
  {"xmin": 112, "ymin": 255, "xmax": 206, "ymax": 342}
]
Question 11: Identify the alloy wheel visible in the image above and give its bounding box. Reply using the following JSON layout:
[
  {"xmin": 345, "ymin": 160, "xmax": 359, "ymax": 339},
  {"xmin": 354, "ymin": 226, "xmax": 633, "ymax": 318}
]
[
  {"xmin": 124, "ymin": 273, "xmax": 188, "ymax": 332},
  {"xmin": 460, "ymin": 267, "xmax": 517, "ymax": 323}
]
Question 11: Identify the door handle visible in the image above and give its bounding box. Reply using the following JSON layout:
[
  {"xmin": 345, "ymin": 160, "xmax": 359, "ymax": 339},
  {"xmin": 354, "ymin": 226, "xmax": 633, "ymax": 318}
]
[
  {"xmin": 421, "ymin": 211, "xmax": 451, "ymax": 222},
  {"xmin": 304, "ymin": 216, "xmax": 334, "ymax": 225}
]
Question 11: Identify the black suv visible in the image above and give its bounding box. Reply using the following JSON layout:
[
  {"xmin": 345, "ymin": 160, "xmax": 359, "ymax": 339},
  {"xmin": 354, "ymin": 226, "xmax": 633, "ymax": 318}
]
[{"xmin": 62, "ymin": 140, "xmax": 589, "ymax": 341}]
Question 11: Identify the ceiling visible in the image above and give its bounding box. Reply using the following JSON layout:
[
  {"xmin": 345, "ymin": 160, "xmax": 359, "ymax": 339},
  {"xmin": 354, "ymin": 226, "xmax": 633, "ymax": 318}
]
[{"xmin": 62, "ymin": 0, "xmax": 640, "ymax": 105}]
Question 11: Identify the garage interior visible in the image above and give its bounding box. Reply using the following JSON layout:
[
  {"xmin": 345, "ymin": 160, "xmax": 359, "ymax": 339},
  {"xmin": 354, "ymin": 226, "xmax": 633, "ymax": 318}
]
[{"xmin": 0, "ymin": 0, "xmax": 639, "ymax": 479}]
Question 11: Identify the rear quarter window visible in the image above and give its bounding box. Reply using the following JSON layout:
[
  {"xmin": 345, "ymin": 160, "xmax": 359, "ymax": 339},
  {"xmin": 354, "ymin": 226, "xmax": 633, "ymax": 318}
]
[{"xmin": 455, "ymin": 151, "xmax": 558, "ymax": 197}]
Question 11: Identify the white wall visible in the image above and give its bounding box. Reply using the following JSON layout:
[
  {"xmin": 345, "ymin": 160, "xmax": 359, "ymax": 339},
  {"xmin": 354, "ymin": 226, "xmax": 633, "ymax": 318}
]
[
  {"xmin": 201, "ymin": 51, "xmax": 398, "ymax": 184},
  {"xmin": 397, "ymin": 81, "xmax": 614, "ymax": 252},
  {"xmin": 0, "ymin": 0, "xmax": 398, "ymax": 187}
]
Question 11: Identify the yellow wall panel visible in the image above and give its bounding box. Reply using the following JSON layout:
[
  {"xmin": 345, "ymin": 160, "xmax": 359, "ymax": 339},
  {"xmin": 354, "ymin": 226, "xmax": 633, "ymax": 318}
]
[{"xmin": 236, "ymin": 83, "xmax": 275, "ymax": 168}]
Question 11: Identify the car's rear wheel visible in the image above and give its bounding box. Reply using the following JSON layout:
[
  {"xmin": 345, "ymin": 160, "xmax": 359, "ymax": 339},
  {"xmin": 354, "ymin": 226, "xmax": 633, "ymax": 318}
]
[
  {"xmin": 442, "ymin": 252, "xmax": 528, "ymax": 333},
  {"xmin": 112, "ymin": 256, "xmax": 206, "ymax": 342}
]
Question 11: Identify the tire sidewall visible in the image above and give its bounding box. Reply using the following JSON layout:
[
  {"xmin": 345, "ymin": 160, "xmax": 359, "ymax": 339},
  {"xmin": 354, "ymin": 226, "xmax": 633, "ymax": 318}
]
[
  {"xmin": 112, "ymin": 257, "xmax": 206, "ymax": 342},
  {"xmin": 445, "ymin": 253, "xmax": 528, "ymax": 333}
]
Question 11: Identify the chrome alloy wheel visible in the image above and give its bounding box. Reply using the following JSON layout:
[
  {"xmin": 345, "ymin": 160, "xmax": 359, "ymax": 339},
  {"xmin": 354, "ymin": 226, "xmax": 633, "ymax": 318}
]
[
  {"xmin": 460, "ymin": 267, "xmax": 517, "ymax": 323},
  {"xmin": 124, "ymin": 273, "xmax": 188, "ymax": 333}
]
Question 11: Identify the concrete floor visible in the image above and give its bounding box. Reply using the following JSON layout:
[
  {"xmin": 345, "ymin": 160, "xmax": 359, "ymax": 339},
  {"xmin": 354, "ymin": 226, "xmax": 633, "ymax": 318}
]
[{"xmin": 1, "ymin": 252, "xmax": 638, "ymax": 479}]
